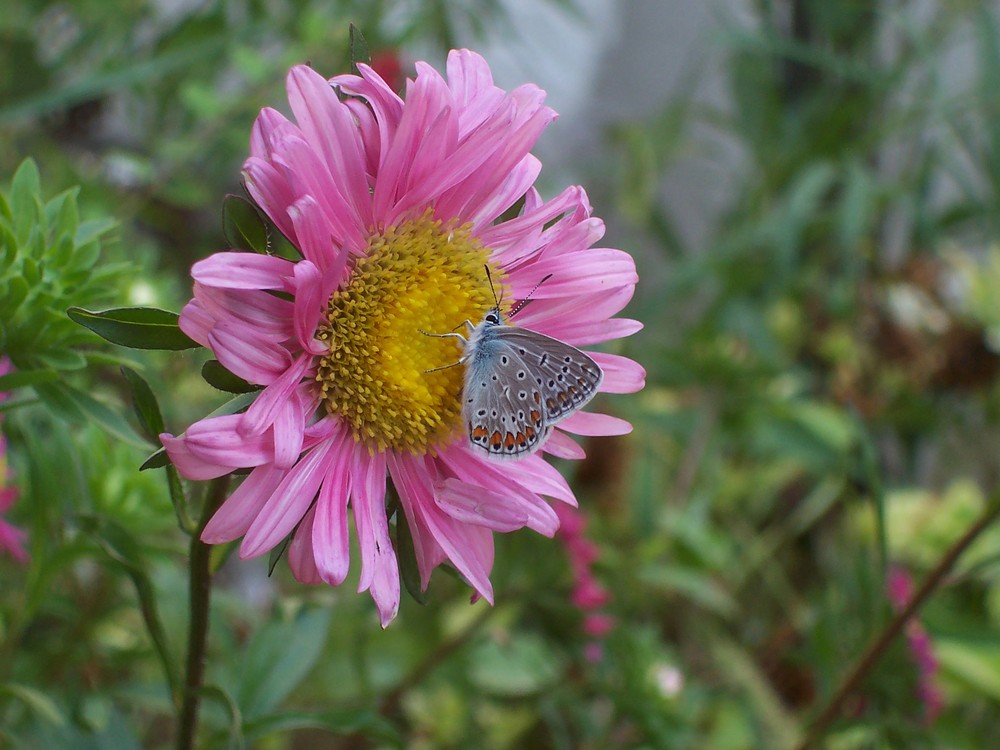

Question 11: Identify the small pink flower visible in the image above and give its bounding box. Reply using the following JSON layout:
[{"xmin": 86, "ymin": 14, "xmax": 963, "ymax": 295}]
[
  {"xmin": 887, "ymin": 565, "xmax": 944, "ymax": 724},
  {"xmin": 0, "ymin": 357, "xmax": 27, "ymax": 563},
  {"xmin": 162, "ymin": 51, "xmax": 644, "ymax": 626}
]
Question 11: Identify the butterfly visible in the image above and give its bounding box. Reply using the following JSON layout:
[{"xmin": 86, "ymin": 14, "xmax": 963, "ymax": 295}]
[{"xmin": 423, "ymin": 272, "xmax": 604, "ymax": 460}]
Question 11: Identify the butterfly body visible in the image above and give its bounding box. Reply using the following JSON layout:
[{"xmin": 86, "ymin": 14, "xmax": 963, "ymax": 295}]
[{"xmin": 459, "ymin": 306, "xmax": 603, "ymax": 460}]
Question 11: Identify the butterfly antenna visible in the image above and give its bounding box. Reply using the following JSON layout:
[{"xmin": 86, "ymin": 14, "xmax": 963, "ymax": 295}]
[
  {"xmin": 508, "ymin": 273, "xmax": 553, "ymax": 319},
  {"xmin": 484, "ymin": 264, "xmax": 501, "ymax": 308}
]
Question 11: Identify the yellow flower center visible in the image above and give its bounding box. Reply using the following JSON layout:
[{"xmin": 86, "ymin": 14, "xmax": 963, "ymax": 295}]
[{"xmin": 315, "ymin": 211, "xmax": 499, "ymax": 453}]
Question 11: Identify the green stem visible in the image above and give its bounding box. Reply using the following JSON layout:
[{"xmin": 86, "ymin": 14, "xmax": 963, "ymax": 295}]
[
  {"xmin": 794, "ymin": 492, "xmax": 1000, "ymax": 750},
  {"xmin": 176, "ymin": 476, "xmax": 230, "ymax": 750}
]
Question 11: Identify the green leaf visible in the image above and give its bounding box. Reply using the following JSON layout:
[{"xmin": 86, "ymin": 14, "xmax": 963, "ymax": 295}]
[
  {"xmin": 74, "ymin": 217, "xmax": 115, "ymax": 247},
  {"xmin": 0, "ymin": 275, "xmax": 28, "ymax": 317},
  {"xmin": 0, "ymin": 682, "xmax": 66, "ymax": 725},
  {"xmin": 34, "ymin": 348, "xmax": 88, "ymax": 371},
  {"xmin": 468, "ymin": 633, "xmax": 564, "ymax": 696},
  {"xmin": 207, "ymin": 391, "xmax": 258, "ymax": 418},
  {"xmin": 10, "ymin": 158, "xmax": 41, "ymax": 244},
  {"xmin": 120, "ymin": 366, "xmax": 165, "ymax": 442},
  {"xmin": 34, "ymin": 381, "xmax": 149, "ymax": 447},
  {"xmin": 202, "ymin": 359, "xmax": 258, "ymax": 394},
  {"xmin": 67, "ymin": 306, "xmax": 198, "ymax": 350},
  {"xmin": 222, "ymin": 194, "xmax": 270, "ymax": 254},
  {"xmin": 396, "ymin": 505, "xmax": 428, "ymax": 605},
  {"xmin": 241, "ymin": 709, "xmax": 401, "ymax": 746},
  {"xmin": 0, "ymin": 368, "xmax": 59, "ymax": 392},
  {"xmin": 140, "ymin": 448, "xmax": 169, "ymax": 471},
  {"xmin": 46, "ymin": 186, "xmax": 79, "ymax": 240},
  {"xmin": 236, "ymin": 608, "xmax": 333, "ymax": 719},
  {"xmin": 77, "ymin": 513, "xmax": 182, "ymax": 707},
  {"xmin": 268, "ymin": 532, "xmax": 293, "ymax": 576},
  {"xmin": 349, "ymin": 24, "xmax": 371, "ymax": 74}
]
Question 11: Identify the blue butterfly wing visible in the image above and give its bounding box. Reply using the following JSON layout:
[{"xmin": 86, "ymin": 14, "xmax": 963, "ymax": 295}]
[
  {"xmin": 493, "ymin": 326, "xmax": 604, "ymax": 425},
  {"xmin": 463, "ymin": 326, "xmax": 550, "ymax": 459}
]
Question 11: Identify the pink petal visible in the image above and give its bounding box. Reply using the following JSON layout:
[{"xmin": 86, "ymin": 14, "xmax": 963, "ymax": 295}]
[
  {"xmin": 270, "ymin": 387, "xmax": 307, "ymax": 469},
  {"xmin": 243, "ymin": 156, "xmax": 299, "ymax": 243},
  {"xmin": 590, "ymin": 352, "xmax": 646, "ymax": 394},
  {"xmin": 273, "ymin": 133, "xmax": 364, "ymax": 250},
  {"xmin": 387, "ymin": 453, "xmax": 447, "ymax": 589},
  {"xmin": 193, "ymin": 285, "xmax": 294, "ymax": 338},
  {"xmin": 183, "ymin": 414, "xmax": 276, "ymax": 468},
  {"xmin": 311, "ymin": 429, "xmax": 353, "ymax": 586},
  {"xmin": 434, "ymin": 477, "xmax": 529, "ymax": 533},
  {"xmin": 241, "ymin": 439, "xmax": 338, "ymax": 558},
  {"xmin": 191, "ymin": 253, "xmax": 294, "ymax": 290},
  {"xmin": 506, "ymin": 249, "xmax": 637, "ymax": 300},
  {"xmin": 541, "ymin": 429, "xmax": 587, "ymax": 460},
  {"xmin": 350, "ymin": 448, "xmax": 400, "ymax": 627},
  {"xmin": 178, "ymin": 299, "xmax": 213, "ymax": 347},
  {"xmin": 445, "ymin": 49, "xmax": 495, "ymax": 108},
  {"xmin": 201, "ymin": 464, "xmax": 287, "ymax": 543},
  {"xmin": 507, "ymin": 454, "xmax": 578, "ymax": 506},
  {"xmin": 557, "ymin": 411, "xmax": 633, "ymax": 436},
  {"xmin": 249, "ymin": 107, "xmax": 291, "ymax": 160},
  {"xmin": 239, "ymin": 353, "xmax": 310, "ymax": 439},
  {"xmin": 160, "ymin": 431, "xmax": 239, "ymax": 481},
  {"xmin": 291, "ymin": 260, "xmax": 329, "ymax": 355},
  {"xmin": 0, "ymin": 520, "xmax": 28, "ymax": 563},
  {"xmin": 286, "ymin": 65, "xmax": 372, "ymax": 232},
  {"xmin": 288, "ymin": 505, "xmax": 323, "ymax": 584},
  {"xmin": 208, "ymin": 321, "xmax": 291, "ymax": 384},
  {"xmin": 437, "ymin": 448, "xmax": 560, "ymax": 536},
  {"xmin": 391, "ymin": 454, "xmax": 495, "ymax": 604}
]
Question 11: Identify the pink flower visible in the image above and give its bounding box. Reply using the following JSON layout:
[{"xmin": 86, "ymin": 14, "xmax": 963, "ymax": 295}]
[
  {"xmin": 0, "ymin": 357, "xmax": 27, "ymax": 563},
  {"xmin": 162, "ymin": 50, "xmax": 644, "ymax": 626},
  {"xmin": 555, "ymin": 502, "xmax": 615, "ymax": 656},
  {"xmin": 887, "ymin": 565, "xmax": 944, "ymax": 724}
]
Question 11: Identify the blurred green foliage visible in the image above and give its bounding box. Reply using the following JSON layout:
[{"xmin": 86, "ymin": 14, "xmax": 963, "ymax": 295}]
[{"xmin": 3, "ymin": 0, "xmax": 1000, "ymax": 748}]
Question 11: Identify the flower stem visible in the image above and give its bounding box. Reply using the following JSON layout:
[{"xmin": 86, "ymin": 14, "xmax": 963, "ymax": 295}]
[
  {"xmin": 794, "ymin": 492, "xmax": 1000, "ymax": 750},
  {"xmin": 176, "ymin": 476, "xmax": 230, "ymax": 750}
]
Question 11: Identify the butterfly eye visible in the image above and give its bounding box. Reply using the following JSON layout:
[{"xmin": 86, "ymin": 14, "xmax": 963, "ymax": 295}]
[{"xmin": 486, "ymin": 310, "xmax": 501, "ymax": 325}]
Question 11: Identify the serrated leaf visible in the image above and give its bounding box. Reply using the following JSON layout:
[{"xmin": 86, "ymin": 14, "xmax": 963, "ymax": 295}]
[
  {"xmin": 222, "ymin": 194, "xmax": 270, "ymax": 254},
  {"xmin": 201, "ymin": 359, "xmax": 258, "ymax": 394},
  {"xmin": 67, "ymin": 306, "xmax": 198, "ymax": 350},
  {"xmin": 121, "ymin": 366, "xmax": 165, "ymax": 441},
  {"xmin": 0, "ymin": 368, "xmax": 58, "ymax": 392}
]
